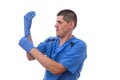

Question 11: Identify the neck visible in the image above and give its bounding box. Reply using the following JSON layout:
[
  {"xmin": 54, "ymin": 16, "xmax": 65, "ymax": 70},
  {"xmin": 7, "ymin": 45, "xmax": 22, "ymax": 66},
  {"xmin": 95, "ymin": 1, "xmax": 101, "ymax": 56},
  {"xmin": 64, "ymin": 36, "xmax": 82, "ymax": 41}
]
[{"xmin": 59, "ymin": 34, "xmax": 73, "ymax": 46}]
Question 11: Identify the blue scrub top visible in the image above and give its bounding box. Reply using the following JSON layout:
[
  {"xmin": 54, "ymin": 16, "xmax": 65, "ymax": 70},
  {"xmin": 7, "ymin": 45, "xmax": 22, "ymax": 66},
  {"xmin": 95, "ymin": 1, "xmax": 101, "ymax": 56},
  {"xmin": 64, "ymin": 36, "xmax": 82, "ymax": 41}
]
[{"xmin": 37, "ymin": 36, "xmax": 87, "ymax": 80}]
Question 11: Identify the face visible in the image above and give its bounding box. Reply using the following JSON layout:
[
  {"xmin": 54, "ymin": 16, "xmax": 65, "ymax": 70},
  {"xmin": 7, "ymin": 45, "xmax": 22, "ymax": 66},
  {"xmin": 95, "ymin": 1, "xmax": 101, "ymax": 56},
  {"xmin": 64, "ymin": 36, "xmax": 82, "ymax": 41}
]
[{"xmin": 55, "ymin": 16, "xmax": 72, "ymax": 38}]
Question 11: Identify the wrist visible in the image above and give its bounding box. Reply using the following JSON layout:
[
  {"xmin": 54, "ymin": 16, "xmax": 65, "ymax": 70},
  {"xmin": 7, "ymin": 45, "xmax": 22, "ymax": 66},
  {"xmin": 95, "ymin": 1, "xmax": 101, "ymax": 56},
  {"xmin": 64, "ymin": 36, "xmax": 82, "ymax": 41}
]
[
  {"xmin": 25, "ymin": 30, "xmax": 31, "ymax": 37},
  {"xmin": 30, "ymin": 47, "xmax": 36, "ymax": 54}
]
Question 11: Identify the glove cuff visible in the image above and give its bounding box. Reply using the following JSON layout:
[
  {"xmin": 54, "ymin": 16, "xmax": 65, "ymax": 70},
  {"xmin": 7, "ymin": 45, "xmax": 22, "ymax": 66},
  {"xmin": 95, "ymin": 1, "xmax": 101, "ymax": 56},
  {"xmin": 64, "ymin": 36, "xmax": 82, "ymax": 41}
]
[{"xmin": 27, "ymin": 45, "xmax": 34, "ymax": 53}]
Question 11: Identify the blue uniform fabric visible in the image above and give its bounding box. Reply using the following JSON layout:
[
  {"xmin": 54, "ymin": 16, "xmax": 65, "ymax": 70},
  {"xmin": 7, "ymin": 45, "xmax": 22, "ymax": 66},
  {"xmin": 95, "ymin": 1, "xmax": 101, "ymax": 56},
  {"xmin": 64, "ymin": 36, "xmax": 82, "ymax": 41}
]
[{"xmin": 36, "ymin": 36, "xmax": 87, "ymax": 80}]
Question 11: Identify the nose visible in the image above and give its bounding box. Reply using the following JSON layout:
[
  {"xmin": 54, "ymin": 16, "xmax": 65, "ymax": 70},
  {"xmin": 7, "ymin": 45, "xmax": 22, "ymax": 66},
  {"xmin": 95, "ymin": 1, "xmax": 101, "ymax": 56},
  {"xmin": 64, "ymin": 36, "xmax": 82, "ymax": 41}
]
[{"xmin": 55, "ymin": 23, "xmax": 58, "ymax": 28}]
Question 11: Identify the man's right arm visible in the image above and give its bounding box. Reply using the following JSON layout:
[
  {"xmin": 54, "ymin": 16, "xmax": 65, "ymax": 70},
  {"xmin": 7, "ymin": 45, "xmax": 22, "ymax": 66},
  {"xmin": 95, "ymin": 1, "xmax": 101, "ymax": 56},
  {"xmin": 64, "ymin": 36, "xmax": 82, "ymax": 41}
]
[
  {"xmin": 23, "ymin": 11, "xmax": 36, "ymax": 61},
  {"xmin": 26, "ymin": 36, "xmax": 35, "ymax": 61}
]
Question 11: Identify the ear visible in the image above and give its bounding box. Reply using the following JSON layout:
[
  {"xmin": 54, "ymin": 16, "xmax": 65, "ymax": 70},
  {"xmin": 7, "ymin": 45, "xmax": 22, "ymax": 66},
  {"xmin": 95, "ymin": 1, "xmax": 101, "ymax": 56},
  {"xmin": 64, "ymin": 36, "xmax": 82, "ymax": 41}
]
[{"xmin": 69, "ymin": 21, "xmax": 75, "ymax": 30}]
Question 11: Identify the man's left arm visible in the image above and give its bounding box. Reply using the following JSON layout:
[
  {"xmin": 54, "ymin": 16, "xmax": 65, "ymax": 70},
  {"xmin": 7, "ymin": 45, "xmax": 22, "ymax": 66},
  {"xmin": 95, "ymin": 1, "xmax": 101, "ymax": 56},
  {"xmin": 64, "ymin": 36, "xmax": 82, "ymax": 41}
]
[{"xmin": 18, "ymin": 37, "xmax": 66, "ymax": 75}]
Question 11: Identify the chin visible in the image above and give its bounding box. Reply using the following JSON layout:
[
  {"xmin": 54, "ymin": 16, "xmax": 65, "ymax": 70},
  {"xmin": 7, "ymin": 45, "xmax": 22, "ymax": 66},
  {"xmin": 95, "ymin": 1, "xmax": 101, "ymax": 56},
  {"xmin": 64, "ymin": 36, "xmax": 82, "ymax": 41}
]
[
  {"xmin": 56, "ymin": 33, "xmax": 63, "ymax": 38},
  {"xmin": 56, "ymin": 34, "xmax": 60, "ymax": 37}
]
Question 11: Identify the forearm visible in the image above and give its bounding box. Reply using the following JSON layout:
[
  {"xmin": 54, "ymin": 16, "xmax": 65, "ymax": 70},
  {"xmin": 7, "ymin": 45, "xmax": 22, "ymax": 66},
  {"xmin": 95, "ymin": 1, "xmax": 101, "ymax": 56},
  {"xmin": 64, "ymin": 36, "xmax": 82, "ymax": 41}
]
[
  {"xmin": 30, "ymin": 48, "xmax": 66, "ymax": 75},
  {"xmin": 26, "ymin": 36, "xmax": 35, "ymax": 60}
]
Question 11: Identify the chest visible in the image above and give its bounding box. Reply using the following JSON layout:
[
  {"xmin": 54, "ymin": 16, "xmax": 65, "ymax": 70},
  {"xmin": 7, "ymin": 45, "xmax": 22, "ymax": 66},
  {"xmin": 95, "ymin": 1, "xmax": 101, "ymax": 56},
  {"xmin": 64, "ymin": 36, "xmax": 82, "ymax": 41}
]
[{"xmin": 45, "ymin": 41, "xmax": 73, "ymax": 60}]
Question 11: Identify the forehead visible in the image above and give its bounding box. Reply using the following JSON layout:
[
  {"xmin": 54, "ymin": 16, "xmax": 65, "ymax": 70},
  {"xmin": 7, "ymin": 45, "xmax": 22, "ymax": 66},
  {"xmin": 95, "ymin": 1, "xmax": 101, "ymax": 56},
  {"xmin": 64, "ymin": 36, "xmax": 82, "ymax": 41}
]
[{"xmin": 56, "ymin": 16, "xmax": 64, "ymax": 21}]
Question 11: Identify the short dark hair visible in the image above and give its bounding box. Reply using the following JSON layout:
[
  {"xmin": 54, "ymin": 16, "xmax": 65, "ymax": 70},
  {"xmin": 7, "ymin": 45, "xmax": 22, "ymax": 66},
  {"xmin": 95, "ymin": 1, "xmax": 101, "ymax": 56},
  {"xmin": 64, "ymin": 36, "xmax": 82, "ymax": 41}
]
[{"xmin": 57, "ymin": 9, "xmax": 77, "ymax": 29}]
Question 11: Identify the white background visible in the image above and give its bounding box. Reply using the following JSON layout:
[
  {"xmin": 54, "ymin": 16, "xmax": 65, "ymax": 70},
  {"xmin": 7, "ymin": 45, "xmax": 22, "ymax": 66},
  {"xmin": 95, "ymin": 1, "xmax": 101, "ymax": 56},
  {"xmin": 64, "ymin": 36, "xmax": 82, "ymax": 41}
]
[{"xmin": 0, "ymin": 0, "xmax": 120, "ymax": 80}]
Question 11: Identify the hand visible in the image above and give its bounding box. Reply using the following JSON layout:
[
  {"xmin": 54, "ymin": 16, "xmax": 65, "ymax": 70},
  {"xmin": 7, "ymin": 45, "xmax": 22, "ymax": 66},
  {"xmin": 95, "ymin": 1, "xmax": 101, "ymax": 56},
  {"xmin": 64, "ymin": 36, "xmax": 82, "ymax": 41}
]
[
  {"xmin": 24, "ymin": 11, "xmax": 36, "ymax": 37},
  {"xmin": 19, "ymin": 37, "xmax": 34, "ymax": 53}
]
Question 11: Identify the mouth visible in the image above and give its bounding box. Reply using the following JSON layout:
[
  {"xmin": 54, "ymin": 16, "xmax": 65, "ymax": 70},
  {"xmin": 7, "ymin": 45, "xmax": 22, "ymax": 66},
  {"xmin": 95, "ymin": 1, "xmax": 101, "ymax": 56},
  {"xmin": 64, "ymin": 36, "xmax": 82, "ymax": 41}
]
[{"xmin": 56, "ymin": 29, "xmax": 59, "ymax": 31}]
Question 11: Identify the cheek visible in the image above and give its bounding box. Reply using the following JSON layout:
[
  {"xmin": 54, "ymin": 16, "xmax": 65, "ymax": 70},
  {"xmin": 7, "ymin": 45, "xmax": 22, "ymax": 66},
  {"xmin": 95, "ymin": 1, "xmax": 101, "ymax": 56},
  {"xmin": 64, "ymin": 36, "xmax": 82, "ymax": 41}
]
[
  {"xmin": 59, "ymin": 24, "xmax": 69, "ymax": 32},
  {"xmin": 62, "ymin": 27, "xmax": 70, "ymax": 34}
]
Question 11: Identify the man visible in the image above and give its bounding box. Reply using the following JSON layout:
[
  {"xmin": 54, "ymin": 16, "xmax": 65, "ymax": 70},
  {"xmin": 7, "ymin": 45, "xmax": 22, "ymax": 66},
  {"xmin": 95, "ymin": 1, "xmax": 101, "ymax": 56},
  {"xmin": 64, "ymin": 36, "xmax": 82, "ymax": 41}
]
[{"xmin": 19, "ymin": 9, "xmax": 87, "ymax": 80}]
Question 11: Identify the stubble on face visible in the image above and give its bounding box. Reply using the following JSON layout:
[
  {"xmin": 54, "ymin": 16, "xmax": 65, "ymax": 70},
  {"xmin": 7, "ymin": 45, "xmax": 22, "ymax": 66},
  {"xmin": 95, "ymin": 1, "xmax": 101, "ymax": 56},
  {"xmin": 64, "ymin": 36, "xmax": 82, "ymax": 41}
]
[{"xmin": 55, "ymin": 16, "xmax": 71, "ymax": 38}]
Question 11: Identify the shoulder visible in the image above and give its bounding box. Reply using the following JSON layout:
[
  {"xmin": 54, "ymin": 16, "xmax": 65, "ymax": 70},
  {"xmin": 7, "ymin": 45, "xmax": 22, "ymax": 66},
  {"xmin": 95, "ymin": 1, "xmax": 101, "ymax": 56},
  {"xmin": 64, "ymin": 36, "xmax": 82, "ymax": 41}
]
[
  {"xmin": 36, "ymin": 36, "xmax": 57, "ymax": 51},
  {"xmin": 72, "ymin": 36, "xmax": 87, "ymax": 47},
  {"xmin": 45, "ymin": 36, "xmax": 58, "ymax": 42}
]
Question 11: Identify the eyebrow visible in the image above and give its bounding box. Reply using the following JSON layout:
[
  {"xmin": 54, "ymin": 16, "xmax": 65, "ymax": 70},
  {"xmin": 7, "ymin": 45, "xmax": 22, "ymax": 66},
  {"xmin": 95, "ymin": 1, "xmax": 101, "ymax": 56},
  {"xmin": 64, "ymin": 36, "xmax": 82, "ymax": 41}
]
[{"xmin": 57, "ymin": 20, "xmax": 62, "ymax": 24}]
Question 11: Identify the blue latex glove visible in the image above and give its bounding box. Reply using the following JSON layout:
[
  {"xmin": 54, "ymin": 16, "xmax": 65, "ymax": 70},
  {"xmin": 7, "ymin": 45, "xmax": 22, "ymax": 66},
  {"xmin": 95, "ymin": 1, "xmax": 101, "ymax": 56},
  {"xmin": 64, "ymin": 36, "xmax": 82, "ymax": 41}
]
[
  {"xmin": 19, "ymin": 37, "xmax": 34, "ymax": 53},
  {"xmin": 24, "ymin": 11, "xmax": 36, "ymax": 37}
]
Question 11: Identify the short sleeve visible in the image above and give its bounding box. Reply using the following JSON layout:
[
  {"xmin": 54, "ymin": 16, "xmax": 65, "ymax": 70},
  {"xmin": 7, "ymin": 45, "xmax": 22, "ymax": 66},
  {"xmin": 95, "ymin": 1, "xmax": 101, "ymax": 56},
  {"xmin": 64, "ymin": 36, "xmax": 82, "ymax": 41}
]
[
  {"xmin": 59, "ymin": 42, "xmax": 87, "ymax": 74},
  {"xmin": 36, "ymin": 36, "xmax": 57, "ymax": 55},
  {"xmin": 36, "ymin": 41, "xmax": 47, "ymax": 54}
]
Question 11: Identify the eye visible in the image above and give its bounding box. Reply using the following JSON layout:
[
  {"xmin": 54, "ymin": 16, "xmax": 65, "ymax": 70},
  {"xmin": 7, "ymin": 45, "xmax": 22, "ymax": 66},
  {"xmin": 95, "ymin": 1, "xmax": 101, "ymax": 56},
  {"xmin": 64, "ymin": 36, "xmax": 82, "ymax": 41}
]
[{"xmin": 57, "ymin": 21, "xmax": 62, "ymax": 24}]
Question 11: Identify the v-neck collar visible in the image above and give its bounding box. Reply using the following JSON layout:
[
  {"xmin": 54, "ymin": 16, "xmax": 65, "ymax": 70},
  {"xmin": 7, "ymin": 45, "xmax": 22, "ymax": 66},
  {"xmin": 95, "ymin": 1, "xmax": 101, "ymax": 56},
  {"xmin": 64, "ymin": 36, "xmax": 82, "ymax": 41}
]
[{"xmin": 54, "ymin": 36, "xmax": 75, "ymax": 55}]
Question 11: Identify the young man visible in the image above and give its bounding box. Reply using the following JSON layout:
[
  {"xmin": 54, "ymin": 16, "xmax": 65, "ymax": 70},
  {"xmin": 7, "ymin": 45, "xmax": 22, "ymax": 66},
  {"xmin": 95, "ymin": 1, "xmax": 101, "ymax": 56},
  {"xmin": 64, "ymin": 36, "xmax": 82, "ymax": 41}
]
[{"xmin": 19, "ymin": 9, "xmax": 87, "ymax": 80}]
